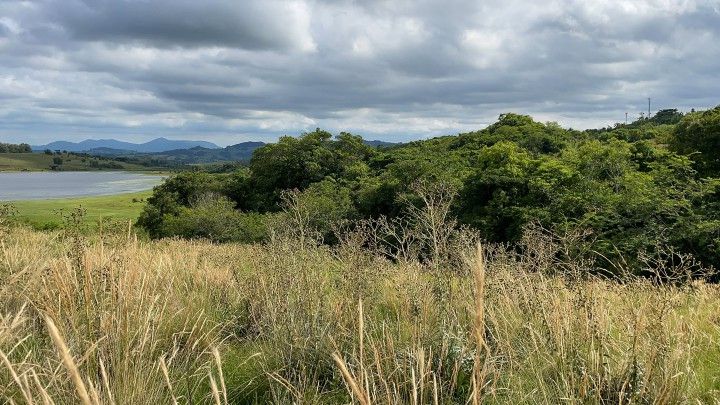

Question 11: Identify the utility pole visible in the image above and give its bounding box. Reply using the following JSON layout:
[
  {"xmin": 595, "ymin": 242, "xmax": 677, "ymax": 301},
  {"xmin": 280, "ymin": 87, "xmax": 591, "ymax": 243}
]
[
  {"xmin": 648, "ymin": 98, "xmax": 651, "ymax": 119},
  {"xmin": 625, "ymin": 112, "xmax": 628, "ymax": 125}
]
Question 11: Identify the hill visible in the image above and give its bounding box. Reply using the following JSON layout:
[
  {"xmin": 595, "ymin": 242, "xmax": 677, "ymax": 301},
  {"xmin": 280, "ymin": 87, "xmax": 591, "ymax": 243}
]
[
  {"xmin": 364, "ymin": 139, "xmax": 400, "ymax": 148},
  {"xmin": 83, "ymin": 140, "xmax": 398, "ymax": 165},
  {"xmin": 32, "ymin": 137, "xmax": 220, "ymax": 153},
  {"xmin": 0, "ymin": 152, "xmax": 154, "ymax": 171},
  {"xmin": 145, "ymin": 141, "xmax": 266, "ymax": 164}
]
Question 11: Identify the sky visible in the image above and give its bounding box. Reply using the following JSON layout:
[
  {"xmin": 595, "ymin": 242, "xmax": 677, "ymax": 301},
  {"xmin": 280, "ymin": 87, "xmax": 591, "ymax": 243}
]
[{"xmin": 1, "ymin": 0, "xmax": 719, "ymax": 146}]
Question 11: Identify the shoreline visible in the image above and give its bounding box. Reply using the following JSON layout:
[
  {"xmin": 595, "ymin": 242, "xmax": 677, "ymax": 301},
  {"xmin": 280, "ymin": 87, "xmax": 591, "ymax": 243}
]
[{"xmin": 0, "ymin": 171, "xmax": 165, "ymax": 202}]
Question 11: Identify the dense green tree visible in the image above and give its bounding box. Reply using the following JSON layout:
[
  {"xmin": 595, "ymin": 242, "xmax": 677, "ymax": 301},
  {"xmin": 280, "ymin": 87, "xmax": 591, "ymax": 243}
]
[
  {"xmin": 137, "ymin": 110, "xmax": 720, "ymax": 274},
  {"xmin": 160, "ymin": 195, "xmax": 267, "ymax": 243},
  {"xmin": 137, "ymin": 172, "xmax": 224, "ymax": 237},
  {"xmin": 672, "ymin": 179, "xmax": 720, "ymax": 271},
  {"xmin": 651, "ymin": 108, "xmax": 684, "ymax": 125},
  {"xmin": 454, "ymin": 113, "xmax": 571, "ymax": 155},
  {"xmin": 458, "ymin": 141, "xmax": 545, "ymax": 241},
  {"xmin": 246, "ymin": 129, "xmax": 378, "ymax": 210},
  {"xmin": 291, "ymin": 178, "xmax": 357, "ymax": 240},
  {"xmin": 669, "ymin": 106, "xmax": 720, "ymax": 176},
  {"xmin": 0, "ymin": 142, "xmax": 32, "ymax": 153}
]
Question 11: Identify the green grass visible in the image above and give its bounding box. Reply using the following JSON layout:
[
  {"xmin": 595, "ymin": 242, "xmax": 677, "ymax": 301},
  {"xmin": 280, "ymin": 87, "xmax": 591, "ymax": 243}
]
[
  {"xmin": 11, "ymin": 191, "xmax": 151, "ymax": 230},
  {"xmin": 0, "ymin": 152, "xmax": 150, "ymax": 171}
]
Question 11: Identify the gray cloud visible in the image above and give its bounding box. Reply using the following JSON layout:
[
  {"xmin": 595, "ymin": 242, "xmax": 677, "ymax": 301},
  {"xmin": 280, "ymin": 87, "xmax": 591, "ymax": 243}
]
[
  {"xmin": 0, "ymin": 0, "xmax": 719, "ymax": 145},
  {"xmin": 44, "ymin": 0, "xmax": 315, "ymax": 51}
]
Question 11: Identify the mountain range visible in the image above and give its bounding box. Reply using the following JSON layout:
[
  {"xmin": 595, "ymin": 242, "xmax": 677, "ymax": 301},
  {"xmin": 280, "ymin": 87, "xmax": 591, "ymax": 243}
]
[
  {"xmin": 29, "ymin": 137, "xmax": 400, "ymax": 166},
  {"xmin": 108, "ymin": 140, "xmax": 396, "ymax": 164},
  {"xmin": 145, "ymin": 142, "xmax": 267, "ymax": 164},
  {"xmin": 32, "ymin": 137, "xmax": 220, "ymax": 153}
]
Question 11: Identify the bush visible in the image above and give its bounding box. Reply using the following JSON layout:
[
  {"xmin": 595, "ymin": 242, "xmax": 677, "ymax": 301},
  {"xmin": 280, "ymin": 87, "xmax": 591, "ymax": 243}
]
[
  {"xmin": 669, "ymin": 106, "xmax": 720, "ymax": 176},
  {"xmin": 160, "ymin": 194, "xmax": 268, "ymax": 243},
  {"xmin": 137, "ymin": 112, "xmax": 720, "ymax": 274},
  {"xmin": 0, "ymin": 142, "xmax": 32, "ymax": 153}
]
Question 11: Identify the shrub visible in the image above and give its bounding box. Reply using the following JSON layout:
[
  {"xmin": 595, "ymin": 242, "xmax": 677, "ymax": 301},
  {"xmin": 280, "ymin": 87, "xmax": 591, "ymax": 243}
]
[{"xmin": 160, "ymin": 194, "xmax": 268, "ymax": 243}]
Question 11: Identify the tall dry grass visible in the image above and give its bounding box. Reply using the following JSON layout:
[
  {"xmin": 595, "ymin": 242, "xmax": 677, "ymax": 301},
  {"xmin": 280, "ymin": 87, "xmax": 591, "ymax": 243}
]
[{"xmin": 1, "ymin": 219, "xmax": 719, "ymax": 403}]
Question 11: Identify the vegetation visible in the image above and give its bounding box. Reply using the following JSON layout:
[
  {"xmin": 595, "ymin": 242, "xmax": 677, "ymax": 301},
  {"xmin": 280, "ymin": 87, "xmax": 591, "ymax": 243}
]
[
  {"xmin": 129, "ymin": 141, "xmax": 266, "ymax": 165},
  {"xmin": 138, "ymin": 110, "xmax": 720, "ymax": 277},
  {"xmin": 0, "ymin": 142, "xmax": 32, "ymax": 153},
  {"xmin": 1, "ymin": 108, "xmax": 719, "ymax": 403},
  {"xmin": 0, "ymin": 151, "xmax": 157, "ymax": 172},
  {"xmin": 669, "ymin": 106, "xmax": 720, "ymax": 176},
  {"xmin": 91, "ymin": 140, "xmax": 391, "ymax": 166},
  {"xmin": 11, "ymin": 191, "xmax": 152, "ymax": 230},
  {"xmin": 1, "ymin": 193, "xmax": 719, "ymax": 403}
]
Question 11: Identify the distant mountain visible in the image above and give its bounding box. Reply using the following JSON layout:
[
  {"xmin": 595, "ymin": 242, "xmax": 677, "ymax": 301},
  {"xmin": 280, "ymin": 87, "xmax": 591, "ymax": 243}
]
[
  {"xmin": 146, "ymin": 140, "xmax": 401, "ymax": 164},
  {"xmin": 31, "ymin": 138, "xmax": 400, "ymax": 167},
  {"xmin": 82, "ymin": 147, "xmax": 139, "ymax": 156},
  {"xmin": 364, "ymin": 140, "xmax": 400, "ymax": 148},
  {"xmin": 146, "ymin": 141, "xmax": 266, "ymax": 164},
  {"xmin": 32, "ymin": 137, "xmax": 220, "ymax": 153}
]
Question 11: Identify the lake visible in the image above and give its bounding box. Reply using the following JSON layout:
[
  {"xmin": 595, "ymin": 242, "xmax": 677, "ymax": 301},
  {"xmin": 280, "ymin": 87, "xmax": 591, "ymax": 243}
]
[{"xmin": 0, "ymin": 171, "xmax": 164, "ymax": 201}]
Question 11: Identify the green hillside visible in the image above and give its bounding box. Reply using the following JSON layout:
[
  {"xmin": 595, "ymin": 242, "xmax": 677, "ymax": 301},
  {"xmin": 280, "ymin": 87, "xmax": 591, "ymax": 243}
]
[{"xmin": 0, "ymin": 152, "xmax": 152, "ymax": 171}]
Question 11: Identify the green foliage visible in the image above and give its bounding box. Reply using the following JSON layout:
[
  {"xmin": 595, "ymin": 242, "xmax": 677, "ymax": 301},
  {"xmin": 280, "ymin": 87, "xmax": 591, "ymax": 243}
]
[
  {"xmin": 137, "ymin": 171, "xmax": 224, "ymax": 237},
  {"xmin": 292, "ymin": 179, "xmax": 357, "ymax": 239},
  {"xmin": 669, "ymin": 106, "xmax": 720, "ymax": 176},
  {"xmin": 0, "ymin": 142, "xmax": 32, "ymax": 153},
  {"xmin": 671, "ymin": 179, "xmax": 720, "ymax": 269},
  {"xmin": 0, "ymin": 150, "xmax": 153, "ymax": 171},
  {"xmin": 0, "ymin": 203, "xmax": 17, "ymax": 239},
  {"xmin": 138, "ymin": 108, "xmax": 720, "ymax": 275},
  {"xmin": 458, "ymin": 141, "xmax": 543, "ymax": 241},
  {"xmin": 161, "ymin": 195, "xmax": 268, "ymax": 243},
  {"xmin": 248, "ymin": 129, "xmax": 374, "ymax": 209},
  {"xmin": 455, "ymin": 113, "xmax": 571, "ymax": 154},
  {"xmin": 652, "ymin": 108, "xmax": 684, "ymax": 125}
]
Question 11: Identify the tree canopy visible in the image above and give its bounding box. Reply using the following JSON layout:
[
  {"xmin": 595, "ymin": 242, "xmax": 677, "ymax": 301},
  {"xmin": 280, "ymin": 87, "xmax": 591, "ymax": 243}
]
[
  {"xmin": 0, "ymin": 142, "xmax": 32, "ymax": 153},
  {"xmin": 138, "ymin": 108, "xmax": 720, "ymax": 276}
]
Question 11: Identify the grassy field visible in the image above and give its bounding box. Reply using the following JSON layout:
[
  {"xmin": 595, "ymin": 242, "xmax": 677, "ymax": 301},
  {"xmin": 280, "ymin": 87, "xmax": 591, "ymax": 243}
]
[
  {"xmin": 0, "ymin": 152, "xmax": 149, "ymax": 171},
  {"xmin": 10, "ymin": 191, "xmax": 151, "ymax": 230},
  {"xmin": 0, "ymin": 219, "xmax": 719, "ymax": 403}
]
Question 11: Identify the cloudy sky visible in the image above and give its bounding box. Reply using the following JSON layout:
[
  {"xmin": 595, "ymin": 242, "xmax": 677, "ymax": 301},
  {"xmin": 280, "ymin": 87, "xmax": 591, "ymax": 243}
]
[{"xmin": 1, "ymin": 0, "xmax": 719, "ymax": 145}]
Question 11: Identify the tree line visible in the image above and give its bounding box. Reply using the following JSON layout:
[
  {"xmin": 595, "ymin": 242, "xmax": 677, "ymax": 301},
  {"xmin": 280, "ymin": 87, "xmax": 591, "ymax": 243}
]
[
  {"xmin": 137, "ymin": 107, "xmax": 720, "ymax": 277},
  {"xmin": 0, "ymin": 142, "xmax": 32, "ymax": 153}
]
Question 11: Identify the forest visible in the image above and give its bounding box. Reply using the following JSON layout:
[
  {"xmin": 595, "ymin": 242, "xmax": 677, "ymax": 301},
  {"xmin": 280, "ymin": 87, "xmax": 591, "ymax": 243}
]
[
  {"xmin": 0, "ymin": 142, "xmax": 32, "ymax": 153},
  {"xmin": 138, "ymin": 107, "xmax": 720, "ymax": 278}
]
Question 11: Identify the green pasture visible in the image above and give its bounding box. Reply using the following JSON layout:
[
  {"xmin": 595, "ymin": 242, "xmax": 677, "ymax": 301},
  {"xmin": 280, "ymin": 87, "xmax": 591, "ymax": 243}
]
[
  {"xmin": 9, "ymin": 191, "xmax": 152, "ymax": 230},
  {"xmin": 0, "ymin": 152, "xmax": 148, "ymax": 171}
]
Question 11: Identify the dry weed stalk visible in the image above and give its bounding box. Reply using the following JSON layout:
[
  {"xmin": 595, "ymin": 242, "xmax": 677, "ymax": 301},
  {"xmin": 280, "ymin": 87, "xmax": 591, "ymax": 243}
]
[
  {"xmin": 332, "ymin": 352, "xmax": 370, "ymax": 405},
  {"xmin": 0, "ymin": 216, "xmax": 718, "ymax": 404},
  {"xmin": 471, "ymin": 243, "xmax": 489, "ymax": 404},
  {"xmin": 44, "ymin": 315, "xmax": 93, "ymax": 405}
]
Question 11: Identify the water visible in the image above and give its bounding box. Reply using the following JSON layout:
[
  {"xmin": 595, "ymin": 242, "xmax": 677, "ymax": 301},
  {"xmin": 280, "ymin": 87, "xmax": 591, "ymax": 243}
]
[{"xmin": 0, "ymin": 171, "xmax": 164, "ymax": 201}]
